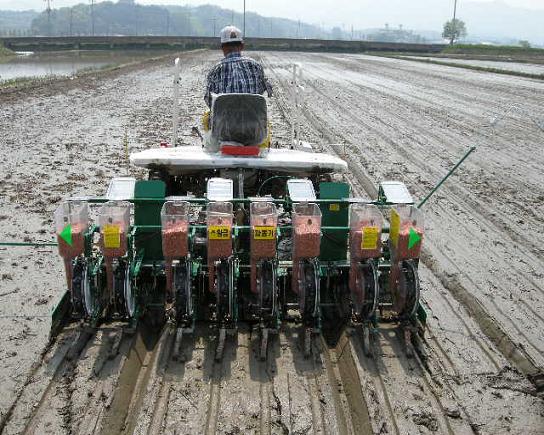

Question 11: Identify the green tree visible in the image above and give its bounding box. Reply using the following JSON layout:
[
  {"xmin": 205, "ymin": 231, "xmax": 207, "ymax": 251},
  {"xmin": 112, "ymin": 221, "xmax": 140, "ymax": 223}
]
[
  {"xmin": 519, "ymin": 40, "xmax": 531, "ymax": 48},
  {"xmin": 442, "ymin": 18, "xmax": 467, "ymax": 45}
]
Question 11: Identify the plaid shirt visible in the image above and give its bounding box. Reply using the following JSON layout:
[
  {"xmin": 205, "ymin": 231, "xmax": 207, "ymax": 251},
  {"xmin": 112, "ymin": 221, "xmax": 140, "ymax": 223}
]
[{"xmin": 205, "ymin": 52, "xmax": 272, "ymax": 107}]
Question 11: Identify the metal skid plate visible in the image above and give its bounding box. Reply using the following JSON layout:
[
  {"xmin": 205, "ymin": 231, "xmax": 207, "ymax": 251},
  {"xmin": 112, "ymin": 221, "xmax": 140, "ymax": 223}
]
[
  {"xmin": 106, "ymin": 177, "xmax": 136, "ymax": 200},
  {"xmin": 207, "ymin": 178, "xmax": 234, "ymax": 201},
  {"xmin": 379, "ymin": 181, "xmax": 414, "ymax": 204},
  {"xmin": 287, "ymin": 179, "xmax": 316, "ymax": 202}
]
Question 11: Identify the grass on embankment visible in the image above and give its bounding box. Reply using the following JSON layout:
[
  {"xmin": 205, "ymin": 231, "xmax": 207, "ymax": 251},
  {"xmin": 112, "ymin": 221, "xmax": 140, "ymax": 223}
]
[
  {"xmin": 442, "ymin": 44, "xmax": 544, "ymax": 57},
  {"xmin": 0, "ymin": 45, "xmax": 15, "ymax": 58}
]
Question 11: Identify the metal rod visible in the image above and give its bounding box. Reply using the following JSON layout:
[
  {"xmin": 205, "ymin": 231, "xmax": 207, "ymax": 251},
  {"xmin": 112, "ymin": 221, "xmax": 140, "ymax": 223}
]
[
  {"xmin": 69, "ymin": 8, "xmax": 73, "ymax": 36},
  {"xmin": 450, "ymin": 0, "xmax": 458, "ymax": 45},
  {"xmin": 418, "ymin": 145, "xmax": 476, "ymax": 209},
  {"xmin": 135, "ymin": 224, "xmax": 353, "ymax": 230},
  {"xmin": 172, "ymin": 57, "xmax": 182, "ymax": 146},
  {"xmin": 63, "ymin": 197, "xmax": 400, "ymax": 206},
  {"xmin": 0, "ymin": 242, "xmax": 58, "ymax": 247},
  {"xmin": 90, "ymin": 0, "xmax": 95, "ymax": 36},
  {"xmin": 45, "ymin": 0, "xmax": 53, "ymax": 37},
  {"xmin": 1, "ymin": 225, "xmax": 362, "ymax": 247}
]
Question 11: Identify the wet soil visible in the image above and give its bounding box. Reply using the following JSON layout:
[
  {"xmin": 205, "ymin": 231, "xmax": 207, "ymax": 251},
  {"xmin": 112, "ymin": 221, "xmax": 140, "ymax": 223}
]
[{"xmin": 0, "ymin": 50, "xmax": 543, "ymax": 434}]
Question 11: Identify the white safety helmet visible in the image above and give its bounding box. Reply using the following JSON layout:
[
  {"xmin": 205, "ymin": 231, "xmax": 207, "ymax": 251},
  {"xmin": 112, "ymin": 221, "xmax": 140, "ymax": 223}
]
[{"xmin": 220, "ymin": 25, "xmax": 244, "ymax": 44}]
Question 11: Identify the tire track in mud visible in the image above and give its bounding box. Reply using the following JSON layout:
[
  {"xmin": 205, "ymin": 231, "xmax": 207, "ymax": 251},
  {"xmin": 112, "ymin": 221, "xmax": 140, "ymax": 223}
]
[
  {"xmin": 263, "ymin": 52, "xmax": 543, "ymax": 431},
  {"xmin": 257, "ymin": 363, "xmax": 272, "ymax": 435},
  {"xmin": 351, "ymin": 325, "xmax": 476, "ymax": 435},
  {"xmin": 204, "ymin": 357, "xmax": 222, "ymax": 435},
  {"xmin": 0, "ymin": 327, "xmax": 91, "ymax": 435},
  {"xmin": 4, "ymin": 324, "xmax": 164, "ymax": 435},
  {"xmin": 132, "ymin": 324, "xmax": 375, "ymax": 434},
  {"xmin": 321, "ymin": 334, "xmax": 372, "ymax": 434},
  {"xmin": 265, "ymin": 65, "xmax": 464, "ymax": 432},
  {"xmin": 21, "ymin": 331, "xmax": 93, "ymax": 435},
  {"xmin": 269, "ymin": 57, "xmax": 544, "ymax": 384},
  {"xmin": 99, "ymin": 325, "xmax": 163, "ymax": 435},
  {"xmin": 0, "ymin": 327, "xmax": 78, "ymax": 434},
  {"xmin": 418, "ymin": 291, "xmax": 501, "ymax": 372}
]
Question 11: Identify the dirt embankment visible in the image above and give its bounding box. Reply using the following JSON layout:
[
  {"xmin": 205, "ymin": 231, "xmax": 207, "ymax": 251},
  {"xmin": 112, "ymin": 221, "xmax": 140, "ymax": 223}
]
[{"xmin": 0, "ymin": 50, "xmax": 543, "ymax": 434}]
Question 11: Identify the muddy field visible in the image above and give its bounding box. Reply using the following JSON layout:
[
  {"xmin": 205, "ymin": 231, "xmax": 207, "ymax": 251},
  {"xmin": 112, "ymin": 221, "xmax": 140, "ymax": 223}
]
[{"xmin": 0, "ymin": 50, "xmax": 543, "ymax": 434}]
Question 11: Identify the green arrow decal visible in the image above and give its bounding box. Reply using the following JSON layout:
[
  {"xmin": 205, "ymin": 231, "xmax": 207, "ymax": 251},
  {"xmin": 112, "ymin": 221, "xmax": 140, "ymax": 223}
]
[
  {"xmin": 59, "ymin": 224, "xmax": 73, "ymax": 246},
  {"xmin": 408, "ymin": 227, "xmax": 421, "ymax": 249}
]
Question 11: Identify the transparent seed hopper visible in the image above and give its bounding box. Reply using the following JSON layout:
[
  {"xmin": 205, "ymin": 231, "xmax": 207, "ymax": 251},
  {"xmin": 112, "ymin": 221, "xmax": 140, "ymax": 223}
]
[
  {"xmin": 389, "ymin": 204, "xmax": 424, "ymax": 260},
  {"xmin": 292, "ymin": 203, "xmax": 322, "ymax": 259},
  {"xmin": 54, "ymin": 200, "xmax": 90, "ymax": 288},
  {"xmin": 250, "ymin": 202, "xmax": 278, "ymax": 259},
  {"xmin": 98, "ymin": 201, "xmax": 131, "ymax": 258},
  {"xmin": 349, "ymin": 204, "xmax": 383, "ymax": 261},
  {"xmin": 207, "ymin": 201, "xmax": 233, "ymax": 259},
  {"xmin": 161, "ymin": 201, "xmax": 190, "ymax": 259},
  {"xmin": 98, "ymin": 201, "xmax": 131, "ymax": 292},
  {"xmin": 55, "ymin": 200, "xmax": 90, "ymax": 259}
]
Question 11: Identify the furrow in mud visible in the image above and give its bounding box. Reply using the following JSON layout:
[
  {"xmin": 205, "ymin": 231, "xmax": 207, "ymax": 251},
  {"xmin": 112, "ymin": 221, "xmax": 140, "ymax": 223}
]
[
  {"xmin": 350, "ymin": 325, "xmax": 475, "ymax": 435},
  {"xmin": 267, "ymin": 52, "xmax": 544, "ymax": 376},
  {"xmin": 132, "ymin": 324, "xmax": 376, "ymax": 434},
  {"xmin": 321, "ymin": 334, "xmax": 371, "ymax": 434},
  {"xmin": 2, "ymin": 324, "xmax": 160, "ymax": 435},
  {"xmin": 20, "ymin": 329, "xmax": 94, "ymax": 435},
  {"xmin": 0, "ymin": 327, "xmax": 89, "ymax": 435},
  {"xmin": 98, "ymin": 325, "xmax": 163, "ymax": 435},
  {"xmin": 264, "ymin": 51, "xmax": 544, "ymax": 432}
]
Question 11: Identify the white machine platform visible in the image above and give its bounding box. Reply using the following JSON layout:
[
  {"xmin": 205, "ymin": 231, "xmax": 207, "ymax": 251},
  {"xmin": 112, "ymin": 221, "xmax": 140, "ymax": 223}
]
[{"xmin": 130, "ymin": 146, "xmax": 348, "ymax": 174}]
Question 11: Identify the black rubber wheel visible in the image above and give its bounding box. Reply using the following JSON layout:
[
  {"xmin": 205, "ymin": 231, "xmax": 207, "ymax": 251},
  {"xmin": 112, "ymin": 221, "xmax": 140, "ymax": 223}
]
[
  {"xmin": 71, "ymin": 259, "xmax": 85, "ymax": 317},
  {"xmin": 173, "ymin": 261, "xmax": 192, "ymax": 324},
  {"xmin": 72, "ymin": 259, "xmax": 100, "ymax": 319},
  {"xmin": 357, "ymin": 260, "xmax": 379, "ymax": 321},
  {"xmin": 258, "ymin": 260, "xmax": 276, "ymax": 320},
  {"xmin": 300, "ymin": 260, "xmax": 319, "ymax": 322},
  {"xmin": 114, "ymin": 261, "xmax": 135, "ymax": 319},
  {"xmin": 398, "ymin": 260, "xmax": 420, "ymax": 319},
  {"xmin": 215, "ymin": 260, "xmax": 230, "ymax": 322}
]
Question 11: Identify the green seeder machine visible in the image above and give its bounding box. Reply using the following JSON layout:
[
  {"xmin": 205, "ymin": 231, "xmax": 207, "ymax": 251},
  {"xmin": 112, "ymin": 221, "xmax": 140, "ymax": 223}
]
[{"xmin": 53, "ymin": 175, "xmax": 427, "ymax": 361}]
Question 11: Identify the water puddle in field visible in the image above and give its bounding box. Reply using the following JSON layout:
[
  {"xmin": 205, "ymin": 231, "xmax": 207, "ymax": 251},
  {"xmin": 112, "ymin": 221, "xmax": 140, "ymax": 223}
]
[{"xmin": 0, "ymin": 50, "xmax": 167, "ymax": 82}]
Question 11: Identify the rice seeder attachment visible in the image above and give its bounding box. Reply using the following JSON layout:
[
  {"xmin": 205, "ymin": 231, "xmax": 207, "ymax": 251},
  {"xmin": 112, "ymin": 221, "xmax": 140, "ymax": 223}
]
[
  {"xmin": 50, "ymin": 59, "xmax": 435, "ymax": 361},
  {"xmin": 51, "ymin": 177, "xmax": 429, "ymax": 361}
]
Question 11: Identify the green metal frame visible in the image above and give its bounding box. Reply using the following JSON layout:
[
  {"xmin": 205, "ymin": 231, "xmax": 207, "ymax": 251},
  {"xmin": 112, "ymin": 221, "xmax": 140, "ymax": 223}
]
[{"xmin": 37, "ymin": 179, "xmax": 434, "ymax": 338}]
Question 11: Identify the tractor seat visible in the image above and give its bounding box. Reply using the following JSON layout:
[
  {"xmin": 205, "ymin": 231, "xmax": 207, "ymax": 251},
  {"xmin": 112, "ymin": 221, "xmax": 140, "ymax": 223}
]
[{"xmin": 210, "ymin": 93, "xmax": 268, "ymax": 149}]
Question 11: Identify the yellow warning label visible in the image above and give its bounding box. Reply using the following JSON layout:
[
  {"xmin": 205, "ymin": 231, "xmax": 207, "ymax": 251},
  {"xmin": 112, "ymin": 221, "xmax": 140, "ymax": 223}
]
[
  {"xmin": 208, "ymin": 225, "xmax": 231, "ymax": 240},
  {"xmin": 329, "ymin": 203, "xmax": 340, "ymax": 212},
  {"xmin": 361, "ymin": 226, "xmax": 380, "ymax": 250},
  {"xmin": 103, "ymin": 224, "xmax": 121, "ymax": 249},
  {"xmin": 253, "ymin": 226, "xmax": 276, "ymax": 240},
  {"xmin": 390, "ymin": 209, "xmax": 400, "ymax": 247}
]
